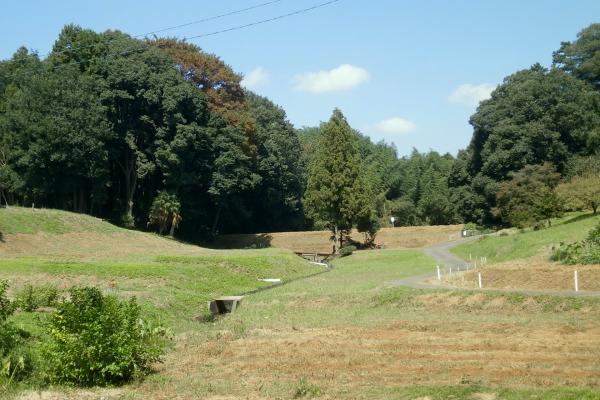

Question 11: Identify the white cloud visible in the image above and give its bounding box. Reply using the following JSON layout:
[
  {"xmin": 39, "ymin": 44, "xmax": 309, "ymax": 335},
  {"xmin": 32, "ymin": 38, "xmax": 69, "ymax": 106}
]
[
  {"xmin": 448, "ymin": 83, "xmax": 496, "ymax": 107},
  {"xmin": 241, "ymin": 67, "xmax": 269, "ymax": 89},
  {"xmin": 374, "ymin": 117, "xmax": 416, "ymax": 135},
  {"xmin": 293, "ymin": 64, "xmax": 369, "ymax": 93}
]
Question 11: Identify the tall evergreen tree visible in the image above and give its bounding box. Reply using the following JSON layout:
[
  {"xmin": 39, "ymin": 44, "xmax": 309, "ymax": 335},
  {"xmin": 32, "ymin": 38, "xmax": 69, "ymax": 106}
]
[{"xmin": 304, "ymin": 110, "xmax": 367, "ymax": 252}]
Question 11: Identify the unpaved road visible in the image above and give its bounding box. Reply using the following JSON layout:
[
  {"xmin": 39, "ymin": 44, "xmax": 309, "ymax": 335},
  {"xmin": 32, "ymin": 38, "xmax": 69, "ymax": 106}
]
[{"xmin": 389, "ymin": 236, "xmax": 600, "ymax": 297}]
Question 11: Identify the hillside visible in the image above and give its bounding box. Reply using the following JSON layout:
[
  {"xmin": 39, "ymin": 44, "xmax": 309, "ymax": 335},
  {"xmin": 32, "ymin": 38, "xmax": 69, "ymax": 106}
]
[{"xmin": 0, "ymin": 207, "xmax": 320, "ymax": 328}]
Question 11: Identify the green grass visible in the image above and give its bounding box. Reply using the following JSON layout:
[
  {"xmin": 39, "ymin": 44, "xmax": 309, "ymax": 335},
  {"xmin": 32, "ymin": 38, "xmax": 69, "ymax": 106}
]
[
  {"xmin": 0, "ymin": 207, "xmax": 121, "ymax": 234},
  {"xmin": 381, "ymin": 385, "xmax": 600, "ymax": 399},
  {"xmin": 0, "ymin": 249, "xmax": 318, "ymax": 332},
  {"xmin": 452, "ymin": 212, "xmax": 600, "ymax": 264}
]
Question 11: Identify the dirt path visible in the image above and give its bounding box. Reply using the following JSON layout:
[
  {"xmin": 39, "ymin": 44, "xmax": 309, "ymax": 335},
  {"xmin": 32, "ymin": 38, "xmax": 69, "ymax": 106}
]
[{"xmin": 389, "ymin": 236, "xmax": 600, "ymax": 297}]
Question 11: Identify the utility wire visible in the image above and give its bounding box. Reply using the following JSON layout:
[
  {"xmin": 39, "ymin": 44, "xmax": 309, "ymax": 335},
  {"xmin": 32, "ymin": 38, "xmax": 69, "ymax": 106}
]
[
  {"xmin": 184, "ymin": 0, "xmax": 341, "ymax": 40},
  {"xmin": 134, "ymin": 0, "xmax": 285, "ymax": 38},
  {"xmin": 2, "ymin": 0, "xmax": 341, "ymax": 65}
]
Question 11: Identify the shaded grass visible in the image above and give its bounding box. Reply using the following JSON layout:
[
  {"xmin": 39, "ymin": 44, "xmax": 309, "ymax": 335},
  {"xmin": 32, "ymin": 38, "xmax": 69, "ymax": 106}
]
[{"xmin": 452, "ymin": 212, "xmax": 600, "ymax": 264}]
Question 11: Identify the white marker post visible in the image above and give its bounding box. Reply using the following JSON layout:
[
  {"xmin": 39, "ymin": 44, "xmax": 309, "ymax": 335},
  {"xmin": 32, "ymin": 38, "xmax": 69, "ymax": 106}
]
[
  {"xmin": 574, "ymin": 270, "xmax": 579, "ymax": 292},
  {"xmin": 478, "ymin": 272, "xmax": 482, "ymax": 289},
  {"xmin": 449, "ymin": 266, "xmax": 452, "ymax": 276},
  {"xmin": 436, "ymin": 265, "xmax": 441, "ymax": 280}
]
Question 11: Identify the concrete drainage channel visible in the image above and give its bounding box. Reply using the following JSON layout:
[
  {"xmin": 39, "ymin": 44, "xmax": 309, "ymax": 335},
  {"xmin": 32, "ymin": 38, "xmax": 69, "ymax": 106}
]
[{"xmin": 207, "ymin": 259, "xmax": 333, "ymax": 316}]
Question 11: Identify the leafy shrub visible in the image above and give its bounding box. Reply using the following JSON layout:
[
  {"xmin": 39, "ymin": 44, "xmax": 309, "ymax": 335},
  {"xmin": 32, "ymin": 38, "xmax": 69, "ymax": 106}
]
[
  {"xmin": 14, "ymin": 284, "xmax": 60, "ymax": 312},
  {"xmin": 42, "ymin": 287, "xmax": 169, "ymax": 386},
  {"xmin": 339, "ymin": 245, "xmax": 356, "ymax": 257},
  {"xmin": 552, "ymin": 222, "xmax": 600, "ymax": 264},
  {"xmin": 0, "ymin": 280, "xmax": 35, "ymax": 383}
]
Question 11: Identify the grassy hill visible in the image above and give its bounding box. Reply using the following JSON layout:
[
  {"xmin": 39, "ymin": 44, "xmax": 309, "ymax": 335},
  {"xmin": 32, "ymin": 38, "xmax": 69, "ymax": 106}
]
[
  {"xmin": 0, "ymin": 207, "xmax": 320, "ymax": 329},
  {"xmin": 452, "ymin": 212, "xmax": 600, "ymax": 264}
]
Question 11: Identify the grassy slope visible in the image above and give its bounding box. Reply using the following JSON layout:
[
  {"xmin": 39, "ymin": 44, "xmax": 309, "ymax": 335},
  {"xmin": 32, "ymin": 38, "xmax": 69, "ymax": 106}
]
[
  {"xmin": 0, "ymin": 207, "xmax": 319, "ymax": 330},
  {"xmin": 0, "ymin": 207, "xmax": 121, "ymax": 234},
  {"xmin": 452, "ymin": 212, "xmax": 600, "ymax": 264}
]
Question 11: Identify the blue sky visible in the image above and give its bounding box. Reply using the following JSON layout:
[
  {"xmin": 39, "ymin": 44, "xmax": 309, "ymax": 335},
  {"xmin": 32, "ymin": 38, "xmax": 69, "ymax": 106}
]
[{"xmin": 2, "ymin": 1, "xmax": 599, "ymax": 157}]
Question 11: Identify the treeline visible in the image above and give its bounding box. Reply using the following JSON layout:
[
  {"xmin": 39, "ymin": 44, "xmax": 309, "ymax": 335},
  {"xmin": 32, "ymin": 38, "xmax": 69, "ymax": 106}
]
[
  {"xmin": 449, "ymin": 23, "xmax": 600, "ymax": 227},
  {"xmin": 0, "ymin": 25, "xmax": 305, "ymax": 239},
  {"xmin": 1, "ymin": 24, "xmax": 599, "ymax": 241}
]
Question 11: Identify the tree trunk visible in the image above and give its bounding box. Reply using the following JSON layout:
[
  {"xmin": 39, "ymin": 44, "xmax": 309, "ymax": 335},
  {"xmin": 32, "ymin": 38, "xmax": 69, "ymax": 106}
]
[
  {"xmin": 121, "ymin": 156, "xmax": 137, "ymax": 226},
  {"xmin": 593, "ymin": 202, "xmax": 598, "ymax": 215},
  {"xmin": 211, "ymin": 203, "xmax": 223, "ymax": 236},
  {"xmin": 333, "ymin": 225, "xmax": 339, "ymax": 254},
  {"xmin": 169, "ymin": 215, "xmax": 176, "ymax": 237}
]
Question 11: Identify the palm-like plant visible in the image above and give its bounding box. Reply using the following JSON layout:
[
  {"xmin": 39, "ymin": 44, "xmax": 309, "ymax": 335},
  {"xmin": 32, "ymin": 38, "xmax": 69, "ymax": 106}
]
[{"xmin": 148, "ymin": 192, "xmax": 182, "ymax": 236}]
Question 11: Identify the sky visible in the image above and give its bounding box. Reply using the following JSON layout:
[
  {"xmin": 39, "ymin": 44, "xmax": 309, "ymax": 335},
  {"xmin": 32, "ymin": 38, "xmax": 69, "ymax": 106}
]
[{"xmin": 1, "ymin": 0, "xmax": 599, "ymax": 157}]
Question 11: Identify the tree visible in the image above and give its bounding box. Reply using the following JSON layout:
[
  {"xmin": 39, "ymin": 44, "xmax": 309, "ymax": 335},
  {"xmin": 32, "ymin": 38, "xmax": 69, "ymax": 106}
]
[
  {"xmin": 304, "ymin": 110, "xmax": 367, "ymax": 252},
  {"xmin": 148, "ymin": 192, "xmax": 182, "ymax": 236},
  {"xmin": 557, "ymin": 175, "xmax": 600, "ymax": 215},
  {"xmin": 150, "ymin": 38, "xmax": 254, "ymax": 137},
  {"xmin": 494, "ymin": 164, "xmax": 562, "ymax": 228},
  {"xmin": 553, "ymin": 23, "xmax": 600, "ymax": 88},
  {"xmin": 241, "ymin": 92, "xmax": 305, "ymax": 232}
]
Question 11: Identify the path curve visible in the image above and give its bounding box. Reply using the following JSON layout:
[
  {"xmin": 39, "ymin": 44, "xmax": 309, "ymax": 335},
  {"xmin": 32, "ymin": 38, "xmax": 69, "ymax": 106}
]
[{"xmin": 389, "ymin": 236, "xmax": 600, "ymax": 298}]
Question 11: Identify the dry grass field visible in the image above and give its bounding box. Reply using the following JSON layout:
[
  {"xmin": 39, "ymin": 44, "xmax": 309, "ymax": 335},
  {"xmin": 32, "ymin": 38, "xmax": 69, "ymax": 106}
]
[
  {"xmin": 2, "ymin": 208, "xmax": 600, "ymax": 399},
  {"xmin": 213, "ymin": 224, "xmax": 462, "ymax": 252}
]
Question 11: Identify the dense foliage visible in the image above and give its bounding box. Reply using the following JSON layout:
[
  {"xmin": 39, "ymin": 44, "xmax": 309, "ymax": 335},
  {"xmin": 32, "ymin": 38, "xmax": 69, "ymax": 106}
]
[
  {"xmin": 552, "ymin": 221, "xmax": 600, "ymax": 264},
  {"xmin": 42, "ymin": 287, "xmax": 168, "ymax": 386},
  {"xmin": 2, "ymin": 23, "xmax": 600, "ymax": 241}
]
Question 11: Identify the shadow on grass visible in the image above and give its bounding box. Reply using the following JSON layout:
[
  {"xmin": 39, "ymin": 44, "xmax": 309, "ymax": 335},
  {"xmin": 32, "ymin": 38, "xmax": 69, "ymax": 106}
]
[
  {"xmin": 560, "ymin": 212, "xmax": 597, "ymax": 226},
  {"xmin": 208, "ymin": 233, "xmax": 273, "ymax": 249}
]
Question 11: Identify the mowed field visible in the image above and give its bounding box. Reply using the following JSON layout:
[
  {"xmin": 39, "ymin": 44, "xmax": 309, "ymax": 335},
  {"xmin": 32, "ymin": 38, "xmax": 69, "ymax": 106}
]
[
  {"xmin": 1, "ymin": 208, "xmax": 600, "ymax": 399},
  {"xmin": 213, "ymin": 224, "xmax": 463, "ymax": 252}
]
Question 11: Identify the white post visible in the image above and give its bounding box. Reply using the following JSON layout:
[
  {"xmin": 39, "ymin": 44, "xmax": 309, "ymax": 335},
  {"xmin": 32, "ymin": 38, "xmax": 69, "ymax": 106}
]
[
  {"xmin": 449, "ymin": 267, "xmax": 452, "ymax": 276},
  {"xmin": 574, "ymin": 271, "xmax": 579, "ymax": 292},
  {"xmin": 478, "ymin": 272, "xmax": 482, "ymax": 288},
  {"xmin": 436, "ymin": 265, "xmax": 441, "ymax": 280}
]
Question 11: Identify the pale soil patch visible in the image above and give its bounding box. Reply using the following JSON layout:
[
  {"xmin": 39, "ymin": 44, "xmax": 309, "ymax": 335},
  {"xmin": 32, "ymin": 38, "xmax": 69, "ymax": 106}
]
[
  {"xmin": 16, "ymin": 388, "xmax": 123, "ymax": 400},
  {"xmin": 214, "ymin": 225, "xmax": 462, "ymax": 252},
  {"xmin": 0, "ymin": 231, "xmax": 212, "ymax": 260},
  {"xmin": 438, "ymin": 257, "xmax": 600, "ymax": 292},
  {"xmin": 122, "ymin": 321, "xmax": 600, "ymax": 399}
]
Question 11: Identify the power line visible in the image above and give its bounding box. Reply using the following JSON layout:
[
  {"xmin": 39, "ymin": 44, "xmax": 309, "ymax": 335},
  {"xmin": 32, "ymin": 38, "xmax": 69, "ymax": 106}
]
[
  {"xmin": 2, "ymin": 0, "xmax": 342, "ymax": 65},
  {"xmin": 184, "ymin": 0, "xmax": 341, "ymax": 40},
  {"xmin": 134, "ymin": 0, "xmax": 285, "ymax": 38}
]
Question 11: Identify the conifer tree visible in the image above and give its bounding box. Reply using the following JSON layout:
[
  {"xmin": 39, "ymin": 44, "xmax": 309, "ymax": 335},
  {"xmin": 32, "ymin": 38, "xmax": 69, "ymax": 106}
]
[{"xmin": 304, "ymin": 109, "xmax": 368, "ymax": 252}]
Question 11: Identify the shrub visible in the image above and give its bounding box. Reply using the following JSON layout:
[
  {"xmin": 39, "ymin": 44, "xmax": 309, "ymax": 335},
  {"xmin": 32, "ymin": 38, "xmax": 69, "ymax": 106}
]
[
  {"xmin": 14, "ymin": 284, "xmax": 60, "ymax": 312},
  {"xmin": 339, "ymin": 245, "xmax": 356, "ymax": 257},
  {"xmin": 0, "ymin": 280, "xmax": 35, "ymax": 383},
  {"xmin": 42, "ymin": 287, "xmax": 169, "ymax": 386},
  {"xmin": 552, "ymin": 222, "xmax": 600, "ymax": 264}
]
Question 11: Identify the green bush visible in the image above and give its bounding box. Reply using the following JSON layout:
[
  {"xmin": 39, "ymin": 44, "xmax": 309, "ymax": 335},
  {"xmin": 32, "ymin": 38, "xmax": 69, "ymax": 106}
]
[
  {"xmin": 339, "ymin": 245, "xmax": 356, "ymax": 257},
  {"xmin": 552, "ymin": 222, "xmax": 600, "ymax": 264},
  {"xmin": 42, "ymin": 287, "xmax": 169, "ymax": 386},
  {"xmin": 14, "ymin": 284, "xmax": 60, "ymax": 312},
  {"xmin": 0, "ymin": 280, "xmax": 35, "ymax": 384}
]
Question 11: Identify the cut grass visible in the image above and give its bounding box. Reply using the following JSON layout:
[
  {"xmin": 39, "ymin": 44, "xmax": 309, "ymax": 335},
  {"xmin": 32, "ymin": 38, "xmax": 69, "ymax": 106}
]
[{"xmin": 452, "ymin": 212, "xmax": 600, "ymax": 264}]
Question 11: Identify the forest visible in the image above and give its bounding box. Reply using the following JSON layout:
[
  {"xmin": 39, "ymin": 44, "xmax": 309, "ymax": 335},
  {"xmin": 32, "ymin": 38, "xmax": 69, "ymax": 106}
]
[{"xmin": 1, "ymin": 23, "xmax": 599, "ymax": 242}]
